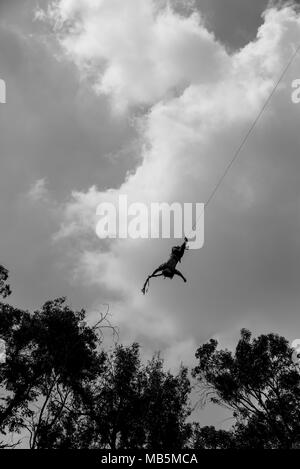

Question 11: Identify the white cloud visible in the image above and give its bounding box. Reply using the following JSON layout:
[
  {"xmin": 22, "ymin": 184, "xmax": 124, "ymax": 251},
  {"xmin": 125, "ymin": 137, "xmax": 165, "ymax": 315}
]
[
  {"xmin": 41, "ymin": 0, "xmax": 229, "ymax": 112},
  {"xmin": 42, "ymin": 2, "xmax": 300, "ymax": 362},
  {"xmin": 27, "ymin": 178, "xmax": 49, "ymax": 202}
]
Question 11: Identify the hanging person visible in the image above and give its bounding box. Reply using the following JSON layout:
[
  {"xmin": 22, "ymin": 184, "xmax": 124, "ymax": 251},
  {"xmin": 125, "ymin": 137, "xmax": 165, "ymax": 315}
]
[{"xmin": 141, "ymin": 237, "xmax": 189, "ymax": 295}]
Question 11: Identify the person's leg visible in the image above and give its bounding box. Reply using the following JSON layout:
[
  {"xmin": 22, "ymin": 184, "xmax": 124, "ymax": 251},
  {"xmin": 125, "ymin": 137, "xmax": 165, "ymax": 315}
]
[
  {"xmin": 152, "ymin": 266, "xmax": 164, "ymax": 276},
  {"xmin": 174, "ymin": 269, "xmax": 187, "ymax": 283},
  {"xmin": 141, "ymin": 268, "xmax": 164, "ymax": 294}
]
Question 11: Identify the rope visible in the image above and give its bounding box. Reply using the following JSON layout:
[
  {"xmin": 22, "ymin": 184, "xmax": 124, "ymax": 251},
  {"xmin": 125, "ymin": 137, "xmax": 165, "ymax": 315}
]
[{"xmin": 186, "ymin": 43, "xmax": 300, "ymax": 238}]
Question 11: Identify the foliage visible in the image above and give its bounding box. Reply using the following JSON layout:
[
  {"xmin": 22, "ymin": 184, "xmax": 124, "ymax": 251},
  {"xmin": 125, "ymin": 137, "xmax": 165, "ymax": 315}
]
[
  {"xmin": 0, "ymin": 266, "xmax": 11, "ymax": 299},
  {"xmin": 193, "ymin": 329, "xmax": 300, "ymax": 448},
  {"xmin": 1, "ymin": 264, "xmax": 300, "ymax": 449}
]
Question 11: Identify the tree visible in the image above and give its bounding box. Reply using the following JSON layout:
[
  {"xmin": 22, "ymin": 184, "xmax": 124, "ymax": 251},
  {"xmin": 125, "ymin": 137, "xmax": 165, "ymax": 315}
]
[
  {"xmin": 0, "ymin": 293, "xmax": 108, "ymax": 448},
  {"xmin": 0, "ymin": 267, "xmax": 191, "ymax": 449},
  {"xmin": 0, "ymin": 265, "xmax": 11, "ymax": 299},
  {"xmin": 48, "ymin": 344, "xmax": 192, "ymax": 450},
  {"xmin": 192, "ymin": 329, "xmax": 300, "ymax": 449},
  {"xmin": 3, "ymin": 262, "xmax": 300, "ymax": 449},
  {"xmin": 190, "ymin": 424, "xmax": 236, "ymax": 449}
]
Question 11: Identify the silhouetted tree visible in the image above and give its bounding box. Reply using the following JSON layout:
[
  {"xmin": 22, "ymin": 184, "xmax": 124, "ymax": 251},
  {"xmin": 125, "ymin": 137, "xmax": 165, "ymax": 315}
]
[
  {"xmin": 0, "ymin": 292, "xmax": 107, "ymax": 448},
  {"xmin": 2, "ymin": 264, "xmax": 300, "ymax": 449},
  {"xmin": 190, "ymin": 424, "xmax": 236, "ymax": 449},
  {"xmin": 43, "ymin": 344, "xmax": 192, "ymax": 449},
  {"xmin": 0, "ymin": 268, "xmax": 191, "ymax": 449},
  {"xmin": 0, "ymin": 265, "xmax": 10, "ymax": 299},
  {"xmin": 193, "ymin": 329, "xmax": 300, "ymax": 448}
]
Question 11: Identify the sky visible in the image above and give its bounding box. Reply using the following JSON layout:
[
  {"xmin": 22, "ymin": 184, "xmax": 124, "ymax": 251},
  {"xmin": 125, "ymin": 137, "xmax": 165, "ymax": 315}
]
[{"xmin": 1, "ymin": 0, "xmax": 300, "ymax": 428}]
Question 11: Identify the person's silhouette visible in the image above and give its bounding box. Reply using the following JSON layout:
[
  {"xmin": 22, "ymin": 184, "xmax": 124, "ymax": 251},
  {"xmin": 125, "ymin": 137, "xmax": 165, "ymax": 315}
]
[{"xmin": 142, "ymin": 238, "xmax": 189, "ymax": 294}]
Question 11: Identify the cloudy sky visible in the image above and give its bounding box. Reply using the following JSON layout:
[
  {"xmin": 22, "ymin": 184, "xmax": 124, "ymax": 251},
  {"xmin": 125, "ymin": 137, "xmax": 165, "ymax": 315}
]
[{"xmin": 1, "ymin": 0, "xmax": 300, "ymax": 427}]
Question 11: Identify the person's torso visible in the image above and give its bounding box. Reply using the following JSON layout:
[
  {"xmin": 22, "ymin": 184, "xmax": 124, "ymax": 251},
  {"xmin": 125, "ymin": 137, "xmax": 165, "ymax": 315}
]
[{"xmin": 166, "ymin": 256, "xmax": 178, "ymax": 270}]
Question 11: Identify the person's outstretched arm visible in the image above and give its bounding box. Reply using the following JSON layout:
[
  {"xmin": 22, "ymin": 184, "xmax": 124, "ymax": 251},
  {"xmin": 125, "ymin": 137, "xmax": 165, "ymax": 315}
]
[{"xmin": 178, "ymin": 238, "xmax": 188, "ymax": 260}]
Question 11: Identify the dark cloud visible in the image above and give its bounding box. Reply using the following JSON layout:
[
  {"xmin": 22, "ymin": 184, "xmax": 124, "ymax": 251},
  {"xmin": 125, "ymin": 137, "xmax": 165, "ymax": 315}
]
[
  {"xmin": 0, "ymin": 0, "xmax": 138, "ymax": 309},
  {"xmin": 174, "ymin": 0, "xmax": 300, "ymax": 49}
]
